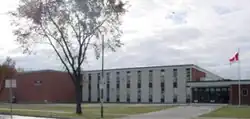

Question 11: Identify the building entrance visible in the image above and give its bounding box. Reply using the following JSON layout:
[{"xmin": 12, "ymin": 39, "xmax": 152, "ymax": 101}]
[{"xmin": 192, "ymin": 87, "xmax": 229, "ymax": 103}]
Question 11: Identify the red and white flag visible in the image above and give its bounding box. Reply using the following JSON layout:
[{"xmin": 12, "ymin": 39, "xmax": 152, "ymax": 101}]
[{"xmin": 229, "ymin": 52, "xmax": 239, "ymax": 64}]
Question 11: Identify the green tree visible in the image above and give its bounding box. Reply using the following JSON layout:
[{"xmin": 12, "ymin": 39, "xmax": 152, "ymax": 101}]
[
  {"xmin": 9, "ymin": 0, "xmax": 127, "ymax": 114},
  {"xmin": 0, "ymin": 57, "xmax": 17, "ymax": 81}
]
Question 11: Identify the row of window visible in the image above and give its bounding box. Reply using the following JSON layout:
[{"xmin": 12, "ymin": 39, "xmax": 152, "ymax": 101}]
[{"xmin": 88, "ymin": 68, "xmax": 191, "ymax": 102}]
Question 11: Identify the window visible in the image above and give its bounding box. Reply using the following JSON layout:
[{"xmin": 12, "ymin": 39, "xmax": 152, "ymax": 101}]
[
  {"xmin": 137, "ymin": 71, "xmax": 141, "ymax": 81},
  {"xmin": 161, "ymin": 69, "xmax": 165, "ymax": 82},
  {"xmin": 149, "ymin": 88, "xmax": 153, "ymax": 102},
  {"xmin": 161, "ymin": 82, "xmax": 165, "ymax": 89},
  {"xmin": 149, "ymin": 82, "xmax": 153, "ymax": 88},
  {"xmin": 137, "ymin": 71, "xmax": 142, "ymax": 103},
  {"xmin": 116, "ymin": 97, "xmax": 120, "ymax": 102},
  {"xmin": 161, "ymin": 92, "xmax": 165, "ymax": 103},
  {"xmin": 173, "ymin": 69, "xmax": 178, "ymax": 77},
  {"xmin": 126, "ymin": 83, "xmax": 130, "ymax": 88},
  {"xmin": 116, "ymin": 72, "xmax": 120, "ymax": 83},
  {"xmin": 116, "ymin": 83, "xmax": 120, "ymax": 89},
  {"xmin": 126, "ymin": 71, "xmax": 131, "ymax": 89},
  {"xmin": 137, "ymin": 83, "xmax": 141, "ymax": 88},
  {"xmin": 137, "ymin": 88, "xmax": 141, "ymax": 102},
  {"xmin": 242, "ymin": 89, "xmax": 248, "ymax": 96},
  {"xmin": 107, "ymin": 84, "xmax": 110, "ymax": 89},
  {"xmin": 106, "ymin": 72, "xmax": 110, "ymax": 84},
  {"xmin": 149, "ymin": 70, "xmax": 153, "ymax": 83},
  {"xmin": 173, "ymin": 82, "xmax": 177, "ymax": 88},
  {"xmin": 173, "ymin": 94, "xmax": 177, "ymax": 103},
  {"xmin": 97, "ymin": 73, "xmax": 100, "ymax": 102},
  {"xmin": 88, "ymin": 74, "xmax": 91, "ymax": 102},
  {"xmin": 127, "ymin": 89, "xmax": 130, "ymax": 102},
  {"xmin": 34, "ymin": 80, "xmax": 42, "ymax": 86},
  {"xmin": 106, "ymin": 72, "xmax": 110, "ymax": 102},
  {"xmin": 186, "ymin": 68, "xmax": 191, "ymax": 81},
  {"xmin": 149, "ymin": 95, "xmax": 153, "ymax": 103},
  {"xmin": 116, "ymin": 72, "xmax": 120, "ymax": 89}
]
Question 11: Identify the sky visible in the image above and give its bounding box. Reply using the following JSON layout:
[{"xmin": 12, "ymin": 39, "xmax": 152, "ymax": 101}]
[{"xmin": 0, "ymin": 0, "xmax": 250, "ymax": 79}]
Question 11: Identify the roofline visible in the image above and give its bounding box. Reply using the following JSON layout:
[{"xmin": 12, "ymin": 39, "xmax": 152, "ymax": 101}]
[
  {"xmin": 83, "ymin": 64, "xmax": 196, "ymax": 72},
  {"xmin": 18, "ymin": 69, "xmax": 67, "ymax": 75},
  {"xmin": 188, "ymin": 79, "xmax": 250, "ymax": 83}
]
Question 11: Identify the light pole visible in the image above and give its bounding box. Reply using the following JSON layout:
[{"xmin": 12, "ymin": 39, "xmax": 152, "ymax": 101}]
[{"xmin": 100, "ymin": 34, "xmax": 105, "ymax": 118}]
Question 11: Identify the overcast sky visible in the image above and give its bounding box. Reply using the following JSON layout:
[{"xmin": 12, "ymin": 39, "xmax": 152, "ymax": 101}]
[{"xmin": 0, "ymin": 0, "xmax": 250, "ymax": 79}]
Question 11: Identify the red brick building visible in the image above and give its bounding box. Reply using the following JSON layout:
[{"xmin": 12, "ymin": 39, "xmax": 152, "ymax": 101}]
[
  {"xmin": 0, "ymin": 70, "xmax": 75, "ymax": 103},
  {"xmin": 230, "ymin": 84, "xmax": 250, "ymax": 105}
]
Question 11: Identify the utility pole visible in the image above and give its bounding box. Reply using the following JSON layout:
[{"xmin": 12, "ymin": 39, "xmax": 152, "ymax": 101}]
[{"xmin": 100, "ymin": 34, "xmax": 105, "ymax": 118}]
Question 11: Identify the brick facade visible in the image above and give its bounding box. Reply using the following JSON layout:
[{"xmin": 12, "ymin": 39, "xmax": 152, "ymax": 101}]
[
  {"xmin": 192, "ymin": 68, "xmax": 206, "ymax": 81},
  {"xmin": 0, "ymin": 70, "xmax": 75, "ymax": 103},
  {"xmin": 230, "ymin": 84, "xmax": 250, "ymax": 105}
]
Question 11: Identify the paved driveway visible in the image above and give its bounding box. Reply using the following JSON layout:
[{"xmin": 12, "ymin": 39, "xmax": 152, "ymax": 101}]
[{"xmin": 118, "ymin": 105, "xmax": 221, "ymax": 119}]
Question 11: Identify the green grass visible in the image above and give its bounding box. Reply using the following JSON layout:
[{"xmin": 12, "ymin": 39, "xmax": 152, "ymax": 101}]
[
  {"xmin": 0, "ymin": 104, "xmax": 173, "ymax": 119},
  {"xmin": 201, "ymin": 105, "xmax": 250, "ymax": 118}
]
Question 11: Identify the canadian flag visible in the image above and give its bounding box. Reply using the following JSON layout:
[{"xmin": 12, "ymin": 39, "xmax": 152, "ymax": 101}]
[{"xmin": 229, "ymin": 52, "xmax": 239, "ymax": 64}]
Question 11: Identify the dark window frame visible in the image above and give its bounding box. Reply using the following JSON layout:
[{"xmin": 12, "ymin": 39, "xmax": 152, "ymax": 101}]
[{"xmin": 242, "ymin": 88, "xmax": 248, "ymax": 96}]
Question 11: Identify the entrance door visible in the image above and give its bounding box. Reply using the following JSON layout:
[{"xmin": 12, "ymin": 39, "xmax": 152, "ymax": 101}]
[{"xmin": 192, "ymin": 87, "xmax": 229, "ymax": 104}]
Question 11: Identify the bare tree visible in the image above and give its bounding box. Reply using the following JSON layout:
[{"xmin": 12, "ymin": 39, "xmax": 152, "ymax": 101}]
[{"xmin": 9, "ymin": 0, "xmax": 127, "ymax": 114}]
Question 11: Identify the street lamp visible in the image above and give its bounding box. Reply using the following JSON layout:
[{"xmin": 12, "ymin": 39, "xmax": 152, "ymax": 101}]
[{"xmin": 100, "ymin": 34, "xmax": 105, "ymax": 118}]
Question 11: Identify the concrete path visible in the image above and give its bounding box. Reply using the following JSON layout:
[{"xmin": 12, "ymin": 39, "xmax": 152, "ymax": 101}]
[{"xmin": 118, "ymin": 105, "xmax": 221, "ymax": 119}]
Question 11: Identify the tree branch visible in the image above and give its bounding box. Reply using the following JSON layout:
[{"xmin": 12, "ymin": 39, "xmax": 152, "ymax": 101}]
[
  {"xmin": 46, "ymin": 5, "xmax": 76, "ymax": 73},
  {"xmin": 40, "ymin": 24, "xmax": 76, "ymax": 85}
]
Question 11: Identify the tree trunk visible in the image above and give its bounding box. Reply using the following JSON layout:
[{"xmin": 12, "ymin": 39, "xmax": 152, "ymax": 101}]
[{"xmin": 75, "ymin": 76, "xmax": 82, "ymax": 115}]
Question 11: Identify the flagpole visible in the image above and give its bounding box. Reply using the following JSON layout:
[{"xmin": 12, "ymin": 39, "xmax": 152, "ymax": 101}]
[{"xmin": 238, "ymin": 48, "xmax": 241, "ymax": 106}]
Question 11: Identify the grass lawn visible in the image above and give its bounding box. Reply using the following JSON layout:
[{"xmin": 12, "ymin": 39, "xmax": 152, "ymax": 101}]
[
  {"xmin": 201, "ymin": 105, "xmax": 250, "ymax": 118},
  {"xmin": 0, "ymin": 104, "xmax": 174, "ymax": 119}
]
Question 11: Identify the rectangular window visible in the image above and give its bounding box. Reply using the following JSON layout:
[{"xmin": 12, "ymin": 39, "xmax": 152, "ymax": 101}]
[
  {"xmin": 88, "ymin": 74, "xmax": 92, "ymax": 102},
  {"xmin": 161, "ymin": 92, "xmax": 165, "ymax": 103},
  {"xmin": 173, "ymin": 94, "xmax": 177, "ymax": 103},
  {"xmin": 160, "ymin": 69, "xmax": 165, "ymax": 82},
  {"xmin": 116, "ymin": 83, "xmax": 120, "ymax": 89},
  {"xmin": 173, "ymin": 69, "xmax": 178, "ymax": 77},
  {"xmin": 161, "ymin": 82, "xmax": 165, "ymax": 89},
  {"xmin": 126, "ymin": 83, "xmax": 130, "ymax": 88},
  {"xmin": 116, "ymin": 97, "xmax": 120, "ymax": 102},
  {"xmin": 149, "ymin": 82, "xmax": 152, "ymax": 88},
  {"xmin": 116, "ymin": 72, "xmax": 120, "ymax": 89},
  {"xmin": 137, "ymin": 83, "xmax": 141, "ymax": 88},
  {"xmin": 137, "ymin": 88, "xmax": 141, "ymax": 102},
  {"xmin": 137, "ymin": 71, "xmax": 141, "ymax": 82},
  {"xmin": 106, "ymin": 72, "xmax": 110, "ymax": 84},
  {"xmin": 173, "ymin": 82, "xmax": 177, "ymax": 88},
  {"xmin": 173, "ymin": 69, "xmax": 178, "ymax": 88},
  {"xmin": 97, "ymin": 73, "xmax": 100, "ymax": 102},
  {"xmin": 186, "ymin": 68, "xmax": 191, "ymax": 81},
  {"xmin": 127, "ymin": 89, "xmax": 130, "ymax": 102},
  {"xmin": 149, "ymin": 70, "xmax": 153, "ymax": 83},
  {"xmin": 149, "ymin": 88, "xmax": 153, "ymax": 102},
  {"xmin": 137, "ymin": 71, "xmax": 142, "ymax": 103},
  {"xmin": 106, "ymin": 72, "xmax": 110, "ymax": 102}
]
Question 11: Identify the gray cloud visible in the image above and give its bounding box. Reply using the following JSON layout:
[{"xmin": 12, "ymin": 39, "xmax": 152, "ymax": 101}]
[{"xmin": 2, "ymin": 0, "xmax": 250, "ymax": 80}]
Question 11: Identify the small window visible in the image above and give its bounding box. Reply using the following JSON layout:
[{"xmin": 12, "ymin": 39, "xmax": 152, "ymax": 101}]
[
  {"xmin": 34, "ymin": 80, "xmax": 42, "ymax": 86},
  {"xmin": 149, "ymin": 83, "xmax": 153, "ymax": 88},
  {"xmin": 242, "ymin": 89, "xmax": 248, "ymax": 96},
  {"xmin": 173, "ymin": 82, "xmax": 177, "ymax": 88}
]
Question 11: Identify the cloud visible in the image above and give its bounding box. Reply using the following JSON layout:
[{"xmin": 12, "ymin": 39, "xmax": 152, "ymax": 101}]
[{"xmin": 1, "ymin": 0, "xmax": 250, "ymax": 80}]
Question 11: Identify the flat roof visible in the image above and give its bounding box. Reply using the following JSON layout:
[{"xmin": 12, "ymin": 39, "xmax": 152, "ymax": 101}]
[
  {"xmin": 187, "ymin": 80, "xmax": 250, "ymax": 87},
  {"xmin": 83, "ymin": 64, "xmax": 196, "ymax": 72}
]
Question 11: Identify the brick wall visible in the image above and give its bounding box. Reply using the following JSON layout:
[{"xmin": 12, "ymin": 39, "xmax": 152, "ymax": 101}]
[
  {"xmin": 192, "ymin": 68, "xmax": 206, "ymax": 81},
  {"xmin": 230, "ymin": 84, "xmax": 250, "ymax": 105},
  {"xmin": 0, "ymin": 70, "xmax": 75, "ymax": 103}
]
